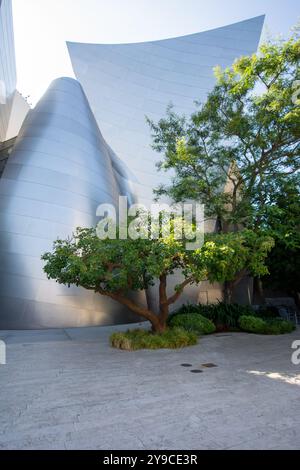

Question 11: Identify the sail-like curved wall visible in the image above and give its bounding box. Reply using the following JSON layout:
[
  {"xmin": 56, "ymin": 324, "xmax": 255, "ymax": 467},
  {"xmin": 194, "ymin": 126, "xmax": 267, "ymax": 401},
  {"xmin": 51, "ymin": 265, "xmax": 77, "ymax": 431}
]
[
  {"xmin": 0, "ymin": 17, "xmax": 265, "ymax": 328},
  {"xmin": 0, "ymin": 77, "xmax": 145, "ymax": 329},
  {"xmin": 68, "ymin": 16, "xmax": 265, "ymax": 208}
]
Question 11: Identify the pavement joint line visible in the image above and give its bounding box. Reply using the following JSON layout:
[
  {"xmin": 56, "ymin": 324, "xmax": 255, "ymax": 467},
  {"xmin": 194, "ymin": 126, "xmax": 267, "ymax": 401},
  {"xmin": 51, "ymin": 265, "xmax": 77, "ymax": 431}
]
[{"xmin": 63, "ymin": 329, "xmax": 73, "ymax": 341}]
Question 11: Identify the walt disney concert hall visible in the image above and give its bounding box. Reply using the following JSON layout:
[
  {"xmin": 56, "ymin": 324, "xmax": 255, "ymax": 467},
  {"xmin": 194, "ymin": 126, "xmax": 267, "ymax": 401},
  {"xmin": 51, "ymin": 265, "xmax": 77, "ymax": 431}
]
[{"xmin": 0, "ymin": 0, "xmax": 265, "ymax": 328}]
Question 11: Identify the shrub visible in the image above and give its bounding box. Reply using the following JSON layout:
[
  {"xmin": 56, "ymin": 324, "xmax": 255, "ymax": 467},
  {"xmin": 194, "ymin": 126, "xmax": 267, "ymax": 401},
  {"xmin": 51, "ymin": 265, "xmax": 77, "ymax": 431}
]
[
  {"xmin": 239, "ymin": 316, "xmax": 295, "ymax": 335},
  {"xmin": 264, "ymin": 319, "xmax": 296, "ymax": 335},
  {"xmin": 256, "ymin": 306, "xmax": 280, "ymax": 319},
  {"xmin": 110, "ymin": 328, "xmax": 198, "ymax": 351},
  {"xmin": 171, "ymin": 302, "xmax": 255, "ymax": 329},
  {"xmin": 168, "ymin": 313, "xmax": 216, "ymax": 335},
  {"xmin": 239, "ymin": 315, "xmax": 267, "ymax": 334}
]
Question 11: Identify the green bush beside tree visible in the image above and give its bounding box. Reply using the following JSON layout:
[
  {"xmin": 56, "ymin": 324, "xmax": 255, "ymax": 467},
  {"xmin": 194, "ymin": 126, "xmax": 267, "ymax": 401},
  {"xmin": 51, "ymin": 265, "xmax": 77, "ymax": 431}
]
[
  {"xmin": 239, "ymin": 315, "xmax": 296, "ymax": 335},
  {"xmin": 168, "ymin": 313, "xmax": 216, "ymax": 335}
]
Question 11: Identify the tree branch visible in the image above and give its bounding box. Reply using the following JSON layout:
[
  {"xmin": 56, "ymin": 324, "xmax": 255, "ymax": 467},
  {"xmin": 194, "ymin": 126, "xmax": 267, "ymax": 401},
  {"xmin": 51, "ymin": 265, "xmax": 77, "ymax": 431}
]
[
  {"xmin": 98, "ymin": 287, "xmax": 160, "ymax": 328},
  {"xmin": 167, "ymin": 277, "xmax": 194, "ymax": 306}
]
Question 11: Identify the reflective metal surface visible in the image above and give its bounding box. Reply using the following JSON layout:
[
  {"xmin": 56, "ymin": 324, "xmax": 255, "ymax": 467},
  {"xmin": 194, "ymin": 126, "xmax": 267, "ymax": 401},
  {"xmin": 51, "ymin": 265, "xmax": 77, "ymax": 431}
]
[
  {"xmin": 68, "ymin": 16, "xmax": 265, "ymax": 208},
  {"xmin": 0, "ymin": 0, "xmax": 17, "ymax": 142},
  {"xmin": 0, "ymin": 17, "xmax": 265, "ymax": 329},
  {"xmin": 0, "ymin": 77, "xmax": 145, "ymax": 329}
]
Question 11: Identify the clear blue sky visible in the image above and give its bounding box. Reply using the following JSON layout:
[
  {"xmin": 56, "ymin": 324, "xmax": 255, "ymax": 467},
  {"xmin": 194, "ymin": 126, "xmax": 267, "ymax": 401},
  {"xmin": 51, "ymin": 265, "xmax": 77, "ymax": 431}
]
[{"xmin": 12, "ymin": 0, "xmax": 300, "ymax": 105}]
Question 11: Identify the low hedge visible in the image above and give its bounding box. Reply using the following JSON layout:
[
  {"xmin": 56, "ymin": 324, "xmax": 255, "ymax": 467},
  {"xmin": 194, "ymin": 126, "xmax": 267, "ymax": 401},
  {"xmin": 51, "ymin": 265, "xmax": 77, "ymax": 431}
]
[
  {"xmin": 170, "ymin": 302, "xmax": 255, "ymax": 330},
  {"xmin": 239, "ymin": 315, "xmax": 296, "ymax": 335},
  {"xmin": 239, "ymin": 315, "xmax": 266, "ymax": 334},
  {"xmin": 168, "ymin": 313, "xmax": 216, "ymax": 335},
  {"xmin": 110, "ymin": 327, "xmax": 198, "ymax": 351},
  {"xmin": 169, "ymin": 303, "xmax": 296, "ymax": 335},
  {"xmin": 264, "ymin": 319, "xmax": 296, "ymax": 335}
]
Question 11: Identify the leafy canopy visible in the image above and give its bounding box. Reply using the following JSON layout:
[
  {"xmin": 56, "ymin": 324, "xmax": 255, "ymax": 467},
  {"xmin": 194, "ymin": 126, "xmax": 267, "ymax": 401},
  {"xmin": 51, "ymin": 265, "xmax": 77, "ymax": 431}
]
[
  {"xmin": 42, "ymin": 227, "xmax": 206, "ymax": 295},
  {"xmin": 42, "ymin": 227, "xmax": 273, "ymax": 303},
  {"xmin": 147, "ymin": 30, "xmax": 300, "ymax": 229}
]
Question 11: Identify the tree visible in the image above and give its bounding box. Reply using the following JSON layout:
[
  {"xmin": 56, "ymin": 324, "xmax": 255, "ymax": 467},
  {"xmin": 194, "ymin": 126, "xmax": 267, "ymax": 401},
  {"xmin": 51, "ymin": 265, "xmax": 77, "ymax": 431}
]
[
  {"xmin": 42, "ymin": 228, "xmax": 273, "ymax": 331},
  {"xmin": 147, "ymin": 30, "xmax": 300, "ymax": 231},
  {"xmin": 202, "ymin": 230, "xmax": 274, "ymax": 303},
  {"xmin": 261, "ymin": 176, "xmax": 300, "ymax": 300}
]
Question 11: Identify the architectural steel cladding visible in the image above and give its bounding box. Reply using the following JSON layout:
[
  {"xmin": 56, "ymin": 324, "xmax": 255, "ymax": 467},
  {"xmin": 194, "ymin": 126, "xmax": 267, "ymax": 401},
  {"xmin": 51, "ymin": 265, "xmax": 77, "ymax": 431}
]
[
  {"xmin": 0, "ymin": 78, "xmax": 145, "ymax": 328},
  {"xmin": 68, "ymin": 16, "xmax": 265, "ymax": 208},
  {"xmin": 0, "ymin": 0, "xmax": 17, "ymax": 142},
  {"xmin": 0, "ymin": 17, "xmax": 265, "ymax": 328}
]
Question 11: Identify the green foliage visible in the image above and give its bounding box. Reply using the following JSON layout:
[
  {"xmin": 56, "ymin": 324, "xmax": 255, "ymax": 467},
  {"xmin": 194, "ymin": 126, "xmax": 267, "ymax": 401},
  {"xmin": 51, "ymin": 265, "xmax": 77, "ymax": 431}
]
[
  {"xmin": 168, "ymin": 313, "xmax": 216, "ymax": 335},
  {"xmin": 200, "ymin": 303, "xmax": 255, "ymax": 329},
  {"xmin": 42, "ymin": 227, "xmax": 197, "ymax": 295},
  {"xmin": 239, "ymin": 315, "xmax": 295, "ymax": 334},
  {"xmin": 42, "ymin": 227, "xmax": 273, "ymax": 330},
  {"xmin": 265, "ymin": 319, "xmax": 296, "ymax": 334},
  {"xmin": 201, "ymin": 230, "xmax": 274, "ymax": 283},
  {"xmin": 147, "ymin": 31, "xmax": 300, "ymax": 230},
  {"xmin": 170, "ymin": 302, "xmax": 255, "ymax": 329},
  {"xmin": 42, "ymin": 226, "xmax": 208, "ymax": 331},
  {"xmin": 43, "ymin": 226, "xmax": 224, "ymax": 297},
  {"xmin": 261, "ymin": 177, "xmax": 300, "ymax": 294},
  {"xmin": 110, "ymin": 328, "xmax": 198, "ymax": 351},
  {"xmin": 256, "ymin": 306, "xmax": 281, "ymax": 319},
  {"xmin": 170, "ymin": 305, "xmax": 296, "ymax": 335},
  {"xmin": 239, "ymin": 315, "xmax": 267, "ymax": 334}
]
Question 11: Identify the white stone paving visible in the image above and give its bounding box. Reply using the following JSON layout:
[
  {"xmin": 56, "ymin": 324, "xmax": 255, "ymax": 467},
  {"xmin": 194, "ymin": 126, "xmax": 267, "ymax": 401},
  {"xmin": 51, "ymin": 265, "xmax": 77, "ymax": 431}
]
[{"xmin": 0, "ymin": 324, "xmax": 299, "ymax": 450}]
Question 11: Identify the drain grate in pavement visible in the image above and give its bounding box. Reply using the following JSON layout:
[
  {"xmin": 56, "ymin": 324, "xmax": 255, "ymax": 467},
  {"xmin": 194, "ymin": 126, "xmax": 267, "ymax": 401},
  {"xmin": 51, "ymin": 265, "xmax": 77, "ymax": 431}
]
[
  {"xmin": 181, "ymin": 363, "xmax": 192, "ymax": 367},
  {"xmin": 190, "ymin": 369, "xmax": 203, "ymax": 374},
  {"xmin": 202, "ymin": 363, "xmax": 218, "ymax": 368}
]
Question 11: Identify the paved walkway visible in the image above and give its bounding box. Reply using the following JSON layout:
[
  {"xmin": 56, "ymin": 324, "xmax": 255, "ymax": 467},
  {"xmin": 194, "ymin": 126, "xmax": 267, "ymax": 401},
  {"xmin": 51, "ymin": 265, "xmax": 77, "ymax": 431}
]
[{"xmin": 0, "ymin": 324, "xmax": 299, "ymax": 450}]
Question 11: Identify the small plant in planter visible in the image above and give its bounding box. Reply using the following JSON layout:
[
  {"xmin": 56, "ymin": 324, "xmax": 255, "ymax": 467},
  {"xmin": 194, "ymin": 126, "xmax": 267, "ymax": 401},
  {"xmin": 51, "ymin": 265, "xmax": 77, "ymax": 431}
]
[{"xmin": 110, "ymin": 328, "xmax": 198, "ymax": 351}]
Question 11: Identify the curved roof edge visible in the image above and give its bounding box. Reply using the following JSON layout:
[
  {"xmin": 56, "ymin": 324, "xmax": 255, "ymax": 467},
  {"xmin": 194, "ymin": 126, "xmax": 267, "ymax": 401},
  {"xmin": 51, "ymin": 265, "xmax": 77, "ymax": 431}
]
[{"xmin": 66, "ymin": 15, "xmax": 265, "ymax": 48}]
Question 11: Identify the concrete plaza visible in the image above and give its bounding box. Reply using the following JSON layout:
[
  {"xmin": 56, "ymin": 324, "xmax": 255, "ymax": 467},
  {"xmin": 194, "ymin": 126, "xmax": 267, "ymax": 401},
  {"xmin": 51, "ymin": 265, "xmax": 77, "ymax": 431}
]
[{"xmin": 0, "ymin": 324, "xmax": 299, "ymax": 450}]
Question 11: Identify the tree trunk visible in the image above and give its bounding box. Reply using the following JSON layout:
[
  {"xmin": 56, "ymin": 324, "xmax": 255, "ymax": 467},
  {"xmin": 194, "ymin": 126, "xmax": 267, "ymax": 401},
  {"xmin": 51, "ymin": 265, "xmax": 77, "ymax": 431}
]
[
  {"xmin": 224, "ymin": 269, "xmax": 249, "ymax": 304},
  {"xmin": 151, "ymin": 320, "xmax": 167, "ymax": 334},
  {"xmin": 101, "ymin": 272, "xmax": 193, "ymax": 334},
  {"xmin": 157, "ymin": 274, "xmax": 170, "ymax": 333},
  {"xmin": 254, "ymin": 277, "xmax": 265, "ymax": 305},
  {"xmin": 224, "ymin": 281, "xmax": 233, "ymax": 304},
  {"xmin": 102, "ymin": 290, "xmax": 162, "ymax": 332}
]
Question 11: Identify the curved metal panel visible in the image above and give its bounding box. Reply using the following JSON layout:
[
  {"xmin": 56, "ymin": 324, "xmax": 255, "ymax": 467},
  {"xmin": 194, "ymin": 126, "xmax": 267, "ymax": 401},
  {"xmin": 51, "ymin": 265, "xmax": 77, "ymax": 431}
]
[
  {"xmin": 67, "ymin": 16, "xmax": 265, "ymax": 208},
  {"xmin": 68, "ymin": 17, "xmax": 264, "ymax": 314},
  {"xmin": 0, "ymin": 77, "xmax": 145, "ymax": 329}
]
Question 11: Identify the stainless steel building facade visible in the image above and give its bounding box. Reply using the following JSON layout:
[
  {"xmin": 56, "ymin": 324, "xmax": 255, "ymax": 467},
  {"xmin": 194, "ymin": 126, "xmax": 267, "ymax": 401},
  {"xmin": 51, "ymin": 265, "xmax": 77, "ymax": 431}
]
[
  {"xmin": 0, "ymin": 16, "xmax": 264, "ymax": 329},
  {"xmin": 0, "ymin": 0, "xmax": 17, "ymax": 142},
  {"xmin": 0, "ymin": 77, "xmax": 145, "ymax": 328},
  {"xmin": 68, "ymin": 16, "xmax": 265, "ymax": 209}
]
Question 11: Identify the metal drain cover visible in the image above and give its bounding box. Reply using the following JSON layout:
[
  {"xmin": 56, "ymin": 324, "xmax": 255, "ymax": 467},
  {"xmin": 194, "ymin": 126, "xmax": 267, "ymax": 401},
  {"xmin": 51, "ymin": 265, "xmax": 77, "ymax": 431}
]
[
  {"xmin": 181, "ymin": 363, "xmax": 192, "ymax": 367},
  {"xmin": 191, "ymin": 369, "xmax": 203, "ymax": 374},
  {"xmin": 202, "ymin": 363, "xmax": 218, "ymax": 368}
]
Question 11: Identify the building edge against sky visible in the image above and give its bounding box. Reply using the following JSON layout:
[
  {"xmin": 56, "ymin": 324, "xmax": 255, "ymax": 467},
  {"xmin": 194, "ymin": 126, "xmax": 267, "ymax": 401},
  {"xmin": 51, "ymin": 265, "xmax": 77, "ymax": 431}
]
[
  {"xmin": 0, "ymin": 0, "xmax": 30, "ymax": 182},
  {"xmin": 0, "ymin": 0, "xmax": 29, "ymax": 143},
  {"xmin": 0, "ymin": 9, "xmax": 265, "ymax": 329},
  {"xmin": 67, "ymin": 15, "xmax": 265, "ymax": 210},
  {"xmin": 0, "ymin": 0, "xmax": 16, "ymax": 142},
  {"xmin": 0, "ymin": 77, "xmax": 146, "ymax": 329}
]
